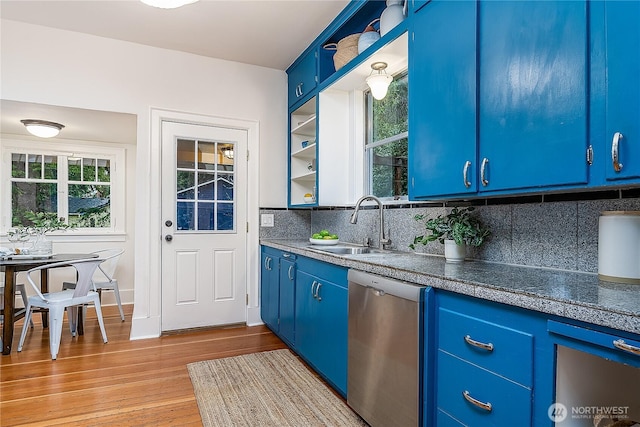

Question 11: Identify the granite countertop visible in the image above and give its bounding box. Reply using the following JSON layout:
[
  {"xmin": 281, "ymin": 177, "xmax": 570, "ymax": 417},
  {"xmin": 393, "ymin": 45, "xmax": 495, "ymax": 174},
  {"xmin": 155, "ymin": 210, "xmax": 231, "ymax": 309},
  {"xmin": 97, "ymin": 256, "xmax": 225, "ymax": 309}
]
[{"xmin": 261, "ymin": 239, "xmax": 640, "ymax": 335}]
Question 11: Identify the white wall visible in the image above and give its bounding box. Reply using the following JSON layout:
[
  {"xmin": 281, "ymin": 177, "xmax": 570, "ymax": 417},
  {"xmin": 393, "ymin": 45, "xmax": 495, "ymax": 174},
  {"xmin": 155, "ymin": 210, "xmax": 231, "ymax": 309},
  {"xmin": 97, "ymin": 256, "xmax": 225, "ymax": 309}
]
[{"xmin": 1, "ymin": 19, "xmax": 288, "ymax": 339}]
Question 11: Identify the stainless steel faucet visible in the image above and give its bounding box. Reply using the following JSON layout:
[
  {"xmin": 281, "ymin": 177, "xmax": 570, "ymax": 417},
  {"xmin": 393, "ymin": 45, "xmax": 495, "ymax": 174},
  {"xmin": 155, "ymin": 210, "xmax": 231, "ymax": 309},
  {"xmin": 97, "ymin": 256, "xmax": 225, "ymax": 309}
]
[{"xmin": 350, "ymin": 195, "xmax": 391, "ymax": 250}]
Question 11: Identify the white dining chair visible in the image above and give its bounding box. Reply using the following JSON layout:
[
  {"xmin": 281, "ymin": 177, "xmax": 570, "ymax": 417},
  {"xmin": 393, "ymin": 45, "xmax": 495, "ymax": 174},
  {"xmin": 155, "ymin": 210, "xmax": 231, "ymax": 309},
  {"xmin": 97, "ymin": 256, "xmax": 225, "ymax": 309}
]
[
  {"xmin": 62, "ymin": 249, "xmax": 125, "ymax": 321},
  {"xmin": 18, "ymin": 258, "xmax": 108, "ymax": 360},
  {"xmin": 1, "ymin": 275, "xmax": 34, "ymax": 328}
]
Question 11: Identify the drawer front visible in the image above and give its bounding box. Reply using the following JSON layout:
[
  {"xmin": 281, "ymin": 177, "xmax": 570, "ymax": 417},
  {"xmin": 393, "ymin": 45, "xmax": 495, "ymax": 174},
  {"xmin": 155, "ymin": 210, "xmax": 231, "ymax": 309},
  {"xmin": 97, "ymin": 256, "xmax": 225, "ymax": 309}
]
[
  {"xmin": 436, "ymin": 409, "xmax": 465, "ymax": 426},
  {"xmin": 438, "ymin": 307, "xmax": 534, "ymax": 386},
  {"xmin": 437, "ymin": 351, "xmax": 532, "ymax": 427}
]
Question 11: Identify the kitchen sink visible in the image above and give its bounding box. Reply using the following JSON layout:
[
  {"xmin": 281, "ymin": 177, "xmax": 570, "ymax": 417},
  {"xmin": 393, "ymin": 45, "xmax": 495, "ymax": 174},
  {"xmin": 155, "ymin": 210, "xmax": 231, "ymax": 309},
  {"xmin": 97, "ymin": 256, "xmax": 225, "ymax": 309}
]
[{"xmin": 308, "ymin": 245, "xmax": 386, "ymax": 256}]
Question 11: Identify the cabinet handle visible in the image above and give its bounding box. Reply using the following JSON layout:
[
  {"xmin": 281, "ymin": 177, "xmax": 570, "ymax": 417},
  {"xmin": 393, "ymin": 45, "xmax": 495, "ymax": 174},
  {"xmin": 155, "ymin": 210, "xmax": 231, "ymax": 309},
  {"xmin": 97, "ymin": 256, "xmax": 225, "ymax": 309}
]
[
  {"xmin": 612, "ymin": 132, "xmax": 624, "ymax": 172},
  {"xmin": 613, "ymin": 339, "xmax": 640, "ymax": 356},
  {"xmin": 316, "ymin": 282, "xmax": 322, "ymax": 301},
  {"xmin": 264, "ymin": 257, "xmax": 271, "ymax": 271},
  {"xmin": 462, "ymin": 390, "xmax": 493, "ymax": 412},
  {"xmin": 463, "ymin": 161, "xmax": 472, "ymax": 188},
  {"xmin": 480, "ymin": 158, "xmax": 489, "ymax": 186},
  {"xmin": 288, "ymin": 265, "xmax": 294, "ymax": 281},
  {"xmin": 311, "ymin": 280, "xmax": 318, "ymax": 299},
  {"xmin": 464, "ymin": 335, "xmax": 494, "ymax": 352}
]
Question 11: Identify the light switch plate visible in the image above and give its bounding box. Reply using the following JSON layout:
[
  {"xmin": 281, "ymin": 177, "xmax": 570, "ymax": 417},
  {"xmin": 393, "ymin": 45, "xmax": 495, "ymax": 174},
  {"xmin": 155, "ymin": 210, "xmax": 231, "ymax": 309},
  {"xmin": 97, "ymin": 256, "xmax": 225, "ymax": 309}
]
[{"xmin": 261, "ymin": 213, "xmax": 274, "ymax": 227}]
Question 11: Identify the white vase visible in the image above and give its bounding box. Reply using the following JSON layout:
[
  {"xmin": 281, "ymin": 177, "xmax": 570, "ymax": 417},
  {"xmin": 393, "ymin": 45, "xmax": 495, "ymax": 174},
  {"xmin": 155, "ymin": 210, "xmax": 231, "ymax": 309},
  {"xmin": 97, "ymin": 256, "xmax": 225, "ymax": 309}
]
[
  {"xmin": 444, "ymin": 239, "xmax": 466, "ymax": 263},
  {"xmin": 380, "ymin": 0, "xmax": 407, "ymax": 37}
]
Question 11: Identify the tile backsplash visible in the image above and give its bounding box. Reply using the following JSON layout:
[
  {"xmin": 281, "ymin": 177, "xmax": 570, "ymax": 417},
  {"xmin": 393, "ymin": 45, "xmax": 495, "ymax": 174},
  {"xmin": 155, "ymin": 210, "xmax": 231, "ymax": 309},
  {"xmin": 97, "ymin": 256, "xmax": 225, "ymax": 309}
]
[{"xmin": 260, "ymin": 195, "xmax": 640, "ymax": 274}]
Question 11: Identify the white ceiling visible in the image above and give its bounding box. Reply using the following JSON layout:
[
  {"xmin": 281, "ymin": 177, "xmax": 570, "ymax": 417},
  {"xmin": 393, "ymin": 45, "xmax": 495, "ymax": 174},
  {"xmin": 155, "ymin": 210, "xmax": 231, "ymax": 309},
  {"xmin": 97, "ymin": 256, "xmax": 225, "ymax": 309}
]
[
  {"xmin": 0, "ymin": 0, "xmax": 349, "ymax": 143},
  {"xmin": 0, "ymin": 0, "xmax": 350, "ymax": 70}
]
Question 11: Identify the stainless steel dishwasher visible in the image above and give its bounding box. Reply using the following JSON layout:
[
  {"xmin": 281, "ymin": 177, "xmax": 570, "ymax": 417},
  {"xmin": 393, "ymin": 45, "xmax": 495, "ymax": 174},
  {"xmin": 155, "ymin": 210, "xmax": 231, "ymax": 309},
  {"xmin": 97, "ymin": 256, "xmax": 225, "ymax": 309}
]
[{"xmin": 347, "ymin": 269, "xmax": 426, "ymax": 427}]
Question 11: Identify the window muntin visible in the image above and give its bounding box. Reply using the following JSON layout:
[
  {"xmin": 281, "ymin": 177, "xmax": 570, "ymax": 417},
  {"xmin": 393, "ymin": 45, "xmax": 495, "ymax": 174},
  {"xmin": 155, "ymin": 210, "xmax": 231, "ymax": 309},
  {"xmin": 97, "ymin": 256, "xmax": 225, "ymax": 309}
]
[{"xmin": 365, "ymin": 71, "xmax": 408, "ymax": 200}]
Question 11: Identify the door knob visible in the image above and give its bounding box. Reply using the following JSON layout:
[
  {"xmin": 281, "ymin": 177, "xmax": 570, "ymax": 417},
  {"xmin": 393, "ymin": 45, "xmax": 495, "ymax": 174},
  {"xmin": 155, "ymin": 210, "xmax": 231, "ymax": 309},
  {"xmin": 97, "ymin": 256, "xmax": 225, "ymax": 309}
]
[
  {"xmin": 165, "ymin": 235, "xmax": 173, "ymax": 242},
  {"xmin": 165, "ymin": 220, "xmax": 173, "ymax": 227}
]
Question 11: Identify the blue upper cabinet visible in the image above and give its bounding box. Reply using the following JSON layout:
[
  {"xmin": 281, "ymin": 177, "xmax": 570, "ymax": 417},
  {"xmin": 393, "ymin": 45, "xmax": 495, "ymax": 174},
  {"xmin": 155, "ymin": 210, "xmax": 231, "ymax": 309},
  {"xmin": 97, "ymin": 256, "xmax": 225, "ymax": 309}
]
[
  {"xmin": 603, "ymin": 0, "xmax": 640, "ymax": 182},
  {"xmin": 287, "ymin": 49, "xmax": 318, "ymax": 109},
  {"xmin": 409, "ymin": 0, "xmax": 477, "ymax": 200},
  {"xmin": 478, "ymin": 0, "xmax": 588, "ymax": 193}
]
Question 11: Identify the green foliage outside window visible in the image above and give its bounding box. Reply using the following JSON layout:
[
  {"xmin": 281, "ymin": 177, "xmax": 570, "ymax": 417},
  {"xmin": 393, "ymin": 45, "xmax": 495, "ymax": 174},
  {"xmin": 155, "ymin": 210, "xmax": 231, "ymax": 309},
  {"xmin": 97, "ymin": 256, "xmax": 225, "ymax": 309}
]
[
  {"xmin": 10, "ymin": 153, "xmax": 112, "ymax": 229},
  {"xmin": 368, "ymin": 72, "xmax": 408, "ymax": 198}
]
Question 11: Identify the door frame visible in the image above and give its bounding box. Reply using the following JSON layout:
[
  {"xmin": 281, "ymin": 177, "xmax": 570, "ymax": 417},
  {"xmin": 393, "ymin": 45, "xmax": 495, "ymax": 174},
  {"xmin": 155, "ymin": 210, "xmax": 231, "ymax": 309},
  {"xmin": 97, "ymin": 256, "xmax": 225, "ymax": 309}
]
[{"xmin": 131, "ymin": 108, "xmax": 260, "ymax": 339}]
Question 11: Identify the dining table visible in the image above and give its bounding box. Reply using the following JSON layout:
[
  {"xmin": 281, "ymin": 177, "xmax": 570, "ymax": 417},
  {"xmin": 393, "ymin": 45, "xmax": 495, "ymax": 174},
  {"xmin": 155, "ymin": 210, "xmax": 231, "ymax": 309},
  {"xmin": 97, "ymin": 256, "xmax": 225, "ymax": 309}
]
[{"xmin": 1, "ymin": 253, "xmax": 98, "ymax": 355}]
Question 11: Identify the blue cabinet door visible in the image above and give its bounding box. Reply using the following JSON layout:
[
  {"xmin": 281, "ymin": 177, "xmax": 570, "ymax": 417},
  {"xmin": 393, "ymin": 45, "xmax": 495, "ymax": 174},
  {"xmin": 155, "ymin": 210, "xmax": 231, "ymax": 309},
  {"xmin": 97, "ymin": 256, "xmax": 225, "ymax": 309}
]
[
  {"xmin": 279, "ymin": 257, "xmax": 296, "ymax": 345},
  {"xmin": 604, "ymin": 0, "xmax": 640, "ymax": 181},
  {"xmin": 288, "ymin": 49, "xmax": 318, "ymax": 108},
  {"xmin": 409, "ymin": 0, "xmax": 477, "ymax": 199},
  {"xmin": 295, "ymin": 267, "xmax": 348, "ymax": 396},
  {"xmin": 478, "ymin": 1, "xmax": 588, "ymax": 192},
  {"xmin": 260, "ymin": 250, "xmax": 279, "ymax": 332}
]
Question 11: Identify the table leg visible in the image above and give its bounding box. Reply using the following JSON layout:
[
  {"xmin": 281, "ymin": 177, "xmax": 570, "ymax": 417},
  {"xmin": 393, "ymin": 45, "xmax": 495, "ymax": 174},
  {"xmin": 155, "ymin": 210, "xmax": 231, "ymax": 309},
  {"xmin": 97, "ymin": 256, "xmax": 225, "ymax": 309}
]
[
  {"xmin": 40, "ymin": 269, "xmax": 48, "ymax": 328},
  {"xmin": 2, "ymin": 267, "xmax": 16, "ymax": 355}
]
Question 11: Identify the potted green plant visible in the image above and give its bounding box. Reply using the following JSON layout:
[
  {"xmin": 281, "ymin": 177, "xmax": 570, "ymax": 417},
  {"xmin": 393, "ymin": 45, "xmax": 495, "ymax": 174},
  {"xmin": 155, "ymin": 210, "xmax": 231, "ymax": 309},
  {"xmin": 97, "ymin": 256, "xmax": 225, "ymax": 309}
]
[{"xmin": 409, "ymin": 206, "xmax": 490, "ymax": 262}]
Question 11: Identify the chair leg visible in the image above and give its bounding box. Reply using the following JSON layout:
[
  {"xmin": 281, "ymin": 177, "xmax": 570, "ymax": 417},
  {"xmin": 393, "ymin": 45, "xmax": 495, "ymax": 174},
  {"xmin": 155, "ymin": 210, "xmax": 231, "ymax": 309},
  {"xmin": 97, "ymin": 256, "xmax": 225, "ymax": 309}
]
[
  {"xmin": 92, "ymin": 297, "xmax": 108, "ymax": 344},
  {"xmin": 49, "ymin": 307, "xmax": 65, "ymax": 360},
  {"xmin": 17, "ymin": 303, "xmax": 33, "ymax": 352},
  {"xmin": 112, "ymin": 283, "xmax": 125, "ymax": 322},
  {"xmin": 68, "ymin": 306, "xmax": 78, "ymax": 337},
  {"xmin": 17, "ymin": 285, "xmax": 34, "ymax": 328}
]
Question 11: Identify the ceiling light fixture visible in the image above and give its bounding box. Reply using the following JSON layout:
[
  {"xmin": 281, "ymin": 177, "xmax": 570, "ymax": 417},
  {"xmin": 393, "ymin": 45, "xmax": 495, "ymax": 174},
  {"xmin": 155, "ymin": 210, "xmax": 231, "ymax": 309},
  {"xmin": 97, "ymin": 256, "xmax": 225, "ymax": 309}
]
[
  {"xmin": 20, "ymin": 119, "xmax": 65, "ymax": 138},
  {"xmin": 366, "ymin": 62, "xmax": 393, "ymax": 100},
  {"xmin": 222, "ymin": 148, "xmax": 234, "ymax": 160},
  {"xmin": 140, "ymin": 0, "xmax": 198, "ymax": 9}
]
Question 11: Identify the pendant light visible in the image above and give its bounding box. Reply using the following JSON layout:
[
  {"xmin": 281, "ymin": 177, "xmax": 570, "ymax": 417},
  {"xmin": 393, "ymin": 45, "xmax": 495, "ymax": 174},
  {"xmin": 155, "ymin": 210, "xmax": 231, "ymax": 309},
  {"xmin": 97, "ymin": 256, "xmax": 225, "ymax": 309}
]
[
  {"xmin": 366, "ymin": 62, "xmax": 393, "ymax": 100},
  {"xmin": 140, "ymin": 0, "xmax": 198, "ymax": 9},
  {"xmin": 20, "ymin": 119, "xmax": 65, "ymax": 138}
]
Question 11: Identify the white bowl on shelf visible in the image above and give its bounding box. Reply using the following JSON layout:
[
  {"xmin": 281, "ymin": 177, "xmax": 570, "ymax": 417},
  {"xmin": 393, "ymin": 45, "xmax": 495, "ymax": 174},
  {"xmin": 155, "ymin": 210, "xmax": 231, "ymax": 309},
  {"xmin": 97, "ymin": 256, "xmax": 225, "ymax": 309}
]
[
  {"xmin": 309, "ymin": 238, "xmax": 340, "ymax": 245},
  {"xmin": 303, "ymin": 196, "xmax": 315, "ymax": 203}
]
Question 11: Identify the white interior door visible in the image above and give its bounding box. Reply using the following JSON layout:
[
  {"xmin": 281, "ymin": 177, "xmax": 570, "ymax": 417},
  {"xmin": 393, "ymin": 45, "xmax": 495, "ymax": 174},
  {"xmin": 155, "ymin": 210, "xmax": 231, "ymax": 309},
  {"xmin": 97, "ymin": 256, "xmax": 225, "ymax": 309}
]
[{"xmin": 161, "ymin": 121, "xmax": 247, "ymax": 331}]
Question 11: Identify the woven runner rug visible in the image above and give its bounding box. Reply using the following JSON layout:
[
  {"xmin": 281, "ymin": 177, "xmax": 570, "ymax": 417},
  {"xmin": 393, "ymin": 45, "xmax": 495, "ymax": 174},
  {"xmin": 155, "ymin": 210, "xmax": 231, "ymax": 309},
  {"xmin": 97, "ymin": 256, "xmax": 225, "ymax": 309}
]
[{"xmin": 187, "ymin": 349, "xmax": 367, "ymax": 427}]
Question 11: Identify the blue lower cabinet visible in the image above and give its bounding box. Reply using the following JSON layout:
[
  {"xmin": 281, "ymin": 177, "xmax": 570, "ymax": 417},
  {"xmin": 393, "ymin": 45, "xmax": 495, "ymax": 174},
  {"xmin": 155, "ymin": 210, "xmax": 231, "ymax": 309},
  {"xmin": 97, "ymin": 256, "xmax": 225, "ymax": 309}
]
[
  {"xmin": 278, "ymin": 257, "xmax": 296, "ymax": 345},
  {"xmin": 295, "ymin": 258, "xmax": 348, "ymax": 396},
  {"xmin": 260, "ymin": 248, "xmax": 280, "ymax": 333}
]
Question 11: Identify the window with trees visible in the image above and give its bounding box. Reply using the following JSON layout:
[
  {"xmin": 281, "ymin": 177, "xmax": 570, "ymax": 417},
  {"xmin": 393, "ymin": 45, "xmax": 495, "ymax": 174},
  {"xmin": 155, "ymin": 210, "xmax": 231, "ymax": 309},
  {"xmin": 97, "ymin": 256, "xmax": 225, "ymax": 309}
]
[
  {"xmin": 4, "ymin": 146, "xmax": 123, "ymax": 232},
  {"xmin": 365, "ymin": 71, "xmax": 408, "ymax": 200}
]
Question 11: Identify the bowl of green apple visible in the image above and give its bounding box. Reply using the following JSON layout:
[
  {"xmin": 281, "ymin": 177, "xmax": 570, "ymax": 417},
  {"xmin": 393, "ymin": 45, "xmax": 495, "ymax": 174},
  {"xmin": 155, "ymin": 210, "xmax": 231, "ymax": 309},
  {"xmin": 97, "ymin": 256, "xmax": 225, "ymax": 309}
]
[{"xmin": 309, "ymin": 230, "xmax": 339, "ymax": 245}]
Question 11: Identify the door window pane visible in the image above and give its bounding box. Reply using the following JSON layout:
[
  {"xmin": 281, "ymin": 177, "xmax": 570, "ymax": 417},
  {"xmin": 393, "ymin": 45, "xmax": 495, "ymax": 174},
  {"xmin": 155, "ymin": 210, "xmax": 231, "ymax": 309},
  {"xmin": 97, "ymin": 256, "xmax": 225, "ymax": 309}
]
[
  {"xmin": 177, "ymin": 201, "xmax": 195, "ymax": 230},
  {"xmin": 177, "ymin": 139, "xmax": 195, "ymax": 168},
  {"xmin": 197, "ymin": 141, "xmax": 216, "ymax": 171},
  {"xmin": 177, "ymin": 171, "xmax": 195, "ymax": 200},
  {"xmin": 197, "ymin": 202, "xmax": 215, "ymax": 230},
  {"xmin": 217, "ymin": 174, "xmax": 234, "ymax": 201},
  {"xmin": 197, "ymin": 172, "xmax": 215, "ymax": 200},
  {"xmin": 217, "ymin": 202, "xmax": 234, "ymax": 231}
]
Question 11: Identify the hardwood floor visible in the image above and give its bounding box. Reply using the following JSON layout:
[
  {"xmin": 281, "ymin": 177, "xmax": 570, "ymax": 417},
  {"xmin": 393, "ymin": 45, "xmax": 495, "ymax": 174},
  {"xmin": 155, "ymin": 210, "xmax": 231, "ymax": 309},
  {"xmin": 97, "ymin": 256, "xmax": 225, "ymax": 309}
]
[{"xmin": 0, "ymin": 305, "xmax": 287, "ymax": 426}]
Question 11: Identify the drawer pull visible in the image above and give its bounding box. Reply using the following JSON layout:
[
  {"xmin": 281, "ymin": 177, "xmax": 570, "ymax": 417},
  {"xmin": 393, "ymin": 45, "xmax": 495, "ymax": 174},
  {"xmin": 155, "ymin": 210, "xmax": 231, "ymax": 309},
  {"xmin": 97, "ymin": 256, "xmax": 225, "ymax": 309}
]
[
  {"xmin": 462, "ymin": 390, "xmax": 492, "ymax": 412},
  {"xmin": 613, "ymin": 339, "xmax": 640, "ymax": 356},
  {"xmin": 464, "ymin": 335, "xmax": 494, "ymax": 351}
]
